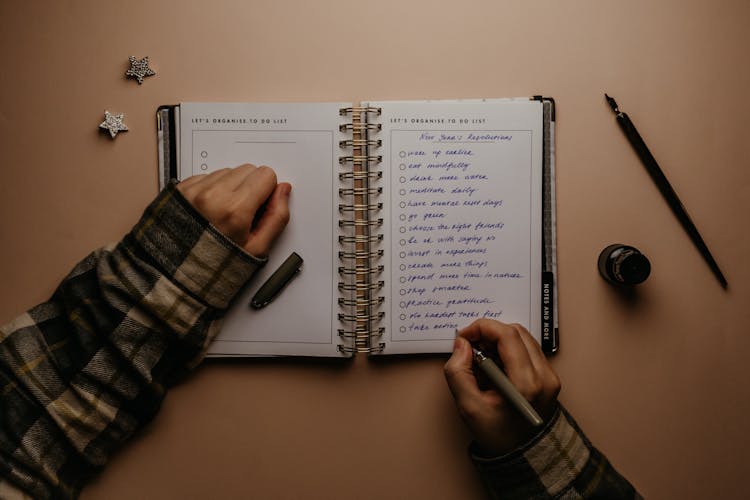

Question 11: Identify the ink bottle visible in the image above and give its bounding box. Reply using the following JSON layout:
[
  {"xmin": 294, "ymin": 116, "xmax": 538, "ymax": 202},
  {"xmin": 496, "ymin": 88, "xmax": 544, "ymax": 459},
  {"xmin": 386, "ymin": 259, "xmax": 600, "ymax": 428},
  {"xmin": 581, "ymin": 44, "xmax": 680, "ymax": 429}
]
[{"xmin": 598, "ymin": 244, "xmax": 651, "ymax": 285}]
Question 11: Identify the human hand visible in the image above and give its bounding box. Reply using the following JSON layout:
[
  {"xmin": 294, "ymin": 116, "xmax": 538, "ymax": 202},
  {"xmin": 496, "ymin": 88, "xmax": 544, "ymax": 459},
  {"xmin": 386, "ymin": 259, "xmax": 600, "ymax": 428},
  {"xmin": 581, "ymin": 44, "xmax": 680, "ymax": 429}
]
[
  {"xmin": 444, "ymin": 319, "xmax": 561, "ymax": 456},
  {"xmin": 176, "ymin": 164, "xmax": 291, "ymax": 258}
]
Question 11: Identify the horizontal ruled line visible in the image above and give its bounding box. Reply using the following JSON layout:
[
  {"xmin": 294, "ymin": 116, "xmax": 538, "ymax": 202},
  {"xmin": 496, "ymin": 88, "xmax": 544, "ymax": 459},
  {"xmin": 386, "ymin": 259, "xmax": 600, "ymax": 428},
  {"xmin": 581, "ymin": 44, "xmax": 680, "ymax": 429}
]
[{"xmin": 235, "ymin": 141, "xmax": 297, "ymax": 144}]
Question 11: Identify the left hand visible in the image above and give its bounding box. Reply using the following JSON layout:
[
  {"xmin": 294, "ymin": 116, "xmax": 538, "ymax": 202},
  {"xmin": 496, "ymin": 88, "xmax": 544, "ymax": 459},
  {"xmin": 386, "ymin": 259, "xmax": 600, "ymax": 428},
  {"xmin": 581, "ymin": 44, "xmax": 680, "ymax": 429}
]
[{"xmin": 177, "ymin": 164, "xmax": 291, "ymax": 258}]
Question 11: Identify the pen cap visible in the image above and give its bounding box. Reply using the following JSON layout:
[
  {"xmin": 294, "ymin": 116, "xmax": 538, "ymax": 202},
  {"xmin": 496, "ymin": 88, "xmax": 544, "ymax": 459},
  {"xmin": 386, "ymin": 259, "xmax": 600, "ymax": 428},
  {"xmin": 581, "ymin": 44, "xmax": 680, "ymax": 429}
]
[
  {"xmin": 250, "ymin": 252, "xmax": 304, "ymax": 308},
  {"xmin": 598, "ymin": 244, "xmax": 651, "ymax": 285}
]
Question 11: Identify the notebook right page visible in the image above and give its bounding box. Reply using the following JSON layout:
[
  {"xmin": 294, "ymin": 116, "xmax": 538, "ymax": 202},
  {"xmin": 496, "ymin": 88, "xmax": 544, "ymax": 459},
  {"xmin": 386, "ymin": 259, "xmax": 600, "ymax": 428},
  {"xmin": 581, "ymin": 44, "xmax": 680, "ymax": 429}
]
[{"xmin": 368, "ymin": 99, "xmax": 543, "ymax": 354}]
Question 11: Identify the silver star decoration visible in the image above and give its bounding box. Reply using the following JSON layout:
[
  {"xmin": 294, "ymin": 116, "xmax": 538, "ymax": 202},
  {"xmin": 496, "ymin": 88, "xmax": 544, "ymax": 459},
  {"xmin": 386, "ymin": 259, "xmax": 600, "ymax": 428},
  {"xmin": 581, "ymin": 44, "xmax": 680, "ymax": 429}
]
[
  {"xmin": 99, "ymin": 111, "xmax": 129, "ymax": 139},
  {"xmin": 125, "ymin": 55, "xmax": 156, "ymax": 84}
]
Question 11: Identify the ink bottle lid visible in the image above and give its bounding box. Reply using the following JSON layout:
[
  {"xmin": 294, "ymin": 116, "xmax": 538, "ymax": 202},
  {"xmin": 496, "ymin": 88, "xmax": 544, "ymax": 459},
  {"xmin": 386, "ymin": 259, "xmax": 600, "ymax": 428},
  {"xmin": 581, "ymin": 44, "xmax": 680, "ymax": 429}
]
[{"xmin": 598, "ymin": 244, "xmax": 651, "ymax": 285}]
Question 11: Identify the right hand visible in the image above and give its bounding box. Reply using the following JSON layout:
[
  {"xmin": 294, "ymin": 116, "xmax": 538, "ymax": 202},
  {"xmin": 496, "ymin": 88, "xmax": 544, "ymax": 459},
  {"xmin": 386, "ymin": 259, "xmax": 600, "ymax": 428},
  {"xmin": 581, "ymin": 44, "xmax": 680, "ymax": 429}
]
[
  {"xmin": 176, "ymin": 164, "xmax": 291, "ymax": 258},
  {"xmin": 443, "ymin": 319, "xmax": 561, "ymax": 456}
]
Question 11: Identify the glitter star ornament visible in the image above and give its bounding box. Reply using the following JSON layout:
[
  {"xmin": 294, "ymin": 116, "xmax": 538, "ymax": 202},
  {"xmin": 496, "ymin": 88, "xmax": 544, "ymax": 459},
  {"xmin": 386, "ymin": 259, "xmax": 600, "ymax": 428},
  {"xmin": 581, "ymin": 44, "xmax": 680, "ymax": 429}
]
[
  {"xmin": 99, "ymin": 111, "xmax": 129, "ymax": 139},
  {"xmin": 125, "ymin": 56, "xmax": 156, "ymax": 84}
]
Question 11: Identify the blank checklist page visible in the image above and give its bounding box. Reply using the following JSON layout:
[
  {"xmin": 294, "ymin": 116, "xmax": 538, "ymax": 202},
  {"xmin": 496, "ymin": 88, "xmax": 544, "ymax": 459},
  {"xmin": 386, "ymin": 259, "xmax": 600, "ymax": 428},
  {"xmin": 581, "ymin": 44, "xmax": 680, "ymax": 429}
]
[{"xmin": 178, "ymin": 102, "xmax": 349, "ymax": 356}]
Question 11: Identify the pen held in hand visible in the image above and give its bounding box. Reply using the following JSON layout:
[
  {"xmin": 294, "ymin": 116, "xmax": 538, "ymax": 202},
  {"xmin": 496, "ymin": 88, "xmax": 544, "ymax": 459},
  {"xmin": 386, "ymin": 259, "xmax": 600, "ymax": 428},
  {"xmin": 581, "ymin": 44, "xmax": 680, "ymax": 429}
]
[{"xmin": 471, "ymin": 345, "xmax": 544, "ymax": 428}]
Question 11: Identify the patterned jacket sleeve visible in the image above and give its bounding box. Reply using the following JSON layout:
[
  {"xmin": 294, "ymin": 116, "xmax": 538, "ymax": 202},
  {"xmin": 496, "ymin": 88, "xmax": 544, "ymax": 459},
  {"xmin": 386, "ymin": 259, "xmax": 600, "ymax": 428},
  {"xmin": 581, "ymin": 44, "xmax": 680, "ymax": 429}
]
[
  {"xmin": 0, "ymin": 182, "xmax": 264, "ymax": 499},
  {"xmin": 471, "ymin": 405, "xmax": 642, "ymax": 499}
]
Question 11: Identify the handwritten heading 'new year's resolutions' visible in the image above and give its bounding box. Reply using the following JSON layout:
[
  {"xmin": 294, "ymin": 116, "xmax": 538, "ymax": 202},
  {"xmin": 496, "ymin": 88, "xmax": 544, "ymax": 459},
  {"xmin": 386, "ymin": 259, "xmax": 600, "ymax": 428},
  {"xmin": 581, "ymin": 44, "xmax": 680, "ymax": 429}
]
[{"xmin": 389, "ymin": 129, "xmax": 533, "ymax": 341}]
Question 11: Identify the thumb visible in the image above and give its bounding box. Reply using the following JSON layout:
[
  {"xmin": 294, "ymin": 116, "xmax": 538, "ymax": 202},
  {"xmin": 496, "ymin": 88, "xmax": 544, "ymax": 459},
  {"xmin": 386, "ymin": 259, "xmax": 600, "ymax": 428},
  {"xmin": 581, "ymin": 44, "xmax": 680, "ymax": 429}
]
[
  {"xmin": 443, "ymin": 336, "xmax": 481, "ymax": 403},
  {"xmin": 245, "ymin": 182, "xmax": 291, "ymax": 257}
]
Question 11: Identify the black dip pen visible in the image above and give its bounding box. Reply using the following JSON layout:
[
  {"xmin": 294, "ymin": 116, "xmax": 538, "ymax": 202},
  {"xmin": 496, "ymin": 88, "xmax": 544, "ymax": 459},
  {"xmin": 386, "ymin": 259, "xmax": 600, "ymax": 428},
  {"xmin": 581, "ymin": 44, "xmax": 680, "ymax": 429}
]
[{"xmin": 604, "ymin": 94, "xmax": 728, "ymax": 289}]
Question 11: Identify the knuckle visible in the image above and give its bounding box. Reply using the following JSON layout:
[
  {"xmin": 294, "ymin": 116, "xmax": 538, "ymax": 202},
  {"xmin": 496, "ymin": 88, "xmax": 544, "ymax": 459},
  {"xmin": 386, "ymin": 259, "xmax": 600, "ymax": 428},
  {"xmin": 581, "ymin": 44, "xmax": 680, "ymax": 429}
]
[
  {"xmin": 192, "ymin": 190, "xmax": 213, "ymax": 208},
  {"xmin": 522, "ymin": 377, "xmax": 544, "ymax": 401},
  {"xmin": 256, "ymin": 165, "xmax": 278, "ymax": 184},
  {"xmin": 511, "ymin": 325, "xmax": 531, "ymax": 341},
  {"xmin": 529, "ymin": 376, "xmax": 544, "ymax": 397},
  {"xmin": 509, "ymin": 323, "xmax": 528, "ymax": 334},
  {"xmin": 548, "ymin": 371, "xmax": 562, "ymax": 396},
  {"xmin": 442, "ymin": 361, "xmax": 456, "ymax": 380},
  {"xmin": 475, "ymin": 318, "xmax": 494, "ymax": 330},
  {"xmin": 473, "ymin": 318, "xmax": 499, "ymax": 336},
  {"xmin": 502, "ymin": 325, "xmax": 522, "ymax": 343}
]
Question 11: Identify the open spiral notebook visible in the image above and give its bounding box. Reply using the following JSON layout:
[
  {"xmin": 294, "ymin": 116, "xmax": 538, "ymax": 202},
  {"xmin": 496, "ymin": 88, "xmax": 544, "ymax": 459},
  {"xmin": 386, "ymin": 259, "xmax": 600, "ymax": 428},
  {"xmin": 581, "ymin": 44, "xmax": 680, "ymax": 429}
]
[{"xmin": 157, "ymin": 98, "xmax": 558, "ymax": 357}]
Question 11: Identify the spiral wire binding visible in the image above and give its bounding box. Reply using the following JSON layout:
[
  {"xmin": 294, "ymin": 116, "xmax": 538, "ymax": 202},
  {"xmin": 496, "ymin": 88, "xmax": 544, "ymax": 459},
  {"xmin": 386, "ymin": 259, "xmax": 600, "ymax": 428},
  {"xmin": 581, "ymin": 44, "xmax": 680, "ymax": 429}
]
[
  {"xmin": 337, "ymin": 105, "xmax": 385, "ymax": 354},
  {"xmin": 340, "ymin": 187, "xmax": 383, "ymax": 196},
  {"xmin": 338, "ymin": 249, "xmax": 384, "ymax": 260},
  {"xmin": 338, "ymin": 218, "xmax": 383, "ymax": 228},
  {"xmin": 338, "ymin": 203, "xmax": 383, "ymax": 213},
  {"xmin": 339, "ymin": 155, "xmax": 383, "ymax": 166},
  {"xmin": 338, "ymin": 234, "xmax": 383, "ymax": 244},
  {"xmin": 339, "ymin": 139, "xmax": 382, "ymax": 148},
  {"xmin": 338, "ymin": 265, "xmax": 385, "ymax": 276},
  {"xmin": 338, "ymin": 280, "xmax": 384, "ymax": 292},
  {"xmin": 338, "ymin": 296, "xmax": 385, "ymax": 307},
  {"xmin": 339, "ymin": 106, "xmax": 382, "ymax": 116},
  {"xmin": 339, "ymin": 171, "xmax": 382, "ymax": 181},
  {"xmin": 339, "ymin": 123, "xmax": 381, "ymax": 133}
]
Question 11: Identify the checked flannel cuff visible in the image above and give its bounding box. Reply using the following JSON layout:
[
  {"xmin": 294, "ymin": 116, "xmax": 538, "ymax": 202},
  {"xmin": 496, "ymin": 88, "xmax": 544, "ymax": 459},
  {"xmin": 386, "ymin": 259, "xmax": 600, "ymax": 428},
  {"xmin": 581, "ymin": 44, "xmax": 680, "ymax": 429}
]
[
  {"xmin": 131, "ymin": 180, "xmax": 266, "ymax": 311},
  {"xmin": 471, "ymin": 406, "xmax": 640, "ymax": 499},
  {"xmin": 0, "ymin": 181, "xmax": 265, "ymax": 498}
]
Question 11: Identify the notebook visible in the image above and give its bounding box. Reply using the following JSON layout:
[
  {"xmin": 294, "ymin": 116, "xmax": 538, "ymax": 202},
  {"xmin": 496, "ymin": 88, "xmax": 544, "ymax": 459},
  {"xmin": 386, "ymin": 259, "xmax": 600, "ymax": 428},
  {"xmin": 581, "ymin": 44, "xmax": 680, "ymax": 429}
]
[{"xmin": 156, "ymin": 98, "xmax": 558, "ymax": 357}]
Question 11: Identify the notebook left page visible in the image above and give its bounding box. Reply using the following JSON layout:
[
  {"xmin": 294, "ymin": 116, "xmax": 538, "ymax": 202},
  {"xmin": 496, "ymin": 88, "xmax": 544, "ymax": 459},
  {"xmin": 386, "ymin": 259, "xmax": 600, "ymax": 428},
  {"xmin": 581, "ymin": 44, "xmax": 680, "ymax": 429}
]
[{"xmin": 178, "ymin": 102, "xmax": 350, "ymax": 357}]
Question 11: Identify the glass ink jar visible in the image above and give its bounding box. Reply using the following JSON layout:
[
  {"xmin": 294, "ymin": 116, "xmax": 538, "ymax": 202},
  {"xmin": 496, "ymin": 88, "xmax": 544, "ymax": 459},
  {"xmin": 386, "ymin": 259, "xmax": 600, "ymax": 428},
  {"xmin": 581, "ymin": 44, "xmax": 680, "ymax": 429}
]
[{"xmin": 598, "ymin": 244, "xmax": 651, "ymax": 285}]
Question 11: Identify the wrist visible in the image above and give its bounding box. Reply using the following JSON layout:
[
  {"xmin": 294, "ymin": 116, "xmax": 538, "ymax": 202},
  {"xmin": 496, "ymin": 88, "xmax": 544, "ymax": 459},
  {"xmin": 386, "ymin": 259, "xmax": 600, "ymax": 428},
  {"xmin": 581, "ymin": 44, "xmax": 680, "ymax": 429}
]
[
  {"xmin": 125, "ymin": 182, "xmax": 265, "ymax": 310},
  {"xmin": 472, "ymin": 403, "xmax": 561, "ymax": 460},
  {"xmin": 470, "ymin": 404, "xmax": 594, "ymax": 498}
]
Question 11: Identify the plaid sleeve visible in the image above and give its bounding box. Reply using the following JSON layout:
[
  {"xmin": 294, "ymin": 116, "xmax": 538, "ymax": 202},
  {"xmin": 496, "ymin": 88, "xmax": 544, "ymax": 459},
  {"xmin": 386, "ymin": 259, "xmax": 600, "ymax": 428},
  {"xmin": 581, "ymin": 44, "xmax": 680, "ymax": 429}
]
[
  {"xmin": 471, "ymin": 406, "xmax": 641, "ymax": 499},
  {"xmin": 0, "ymin": 181, "xmax": 264, "ymax": 499}
]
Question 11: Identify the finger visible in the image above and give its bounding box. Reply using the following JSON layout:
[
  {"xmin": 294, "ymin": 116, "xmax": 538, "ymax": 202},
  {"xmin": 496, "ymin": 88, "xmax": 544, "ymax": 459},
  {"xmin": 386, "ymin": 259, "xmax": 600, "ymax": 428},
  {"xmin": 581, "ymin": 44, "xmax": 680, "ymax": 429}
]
[
  {"xmin": 176, "ymin": 174, "xmax": 207, "ymax": 191},
  {"xmin": 244, "ymin": 182, "xmax": 291, "ymax": 257},
  {"xmin": 458, "ymin": 318, "xmax": 518, "ymax": 349},
  {"xmin": 179, "ymin": 166, "xmax": 263, "ymax": 213},
  {"xmin": 457, "ymin": 318, "xmax": 502, "ymax": 344},
  {"xmin": 211, "ymin": 163, "xmax": 259, "ymax": 192},
  {"xmin": 179, "ymin": 167, "xmax": 234, "ymax": 200},
  {"xmin": 512, "ymin": 323, "xmax": 547, "ymax": 372},
  {"xmin": 459, "ymin": 319, "xmax": 536, "ymax": 386},
  {"xmin": 176, "ymin": 174, "xmax": 209, "ymax": 200},
  {"xmin": 443, "ymin": 336, "xmax": 482, "ymax": 405},
  {"xmin": 233, "ymin": 166, "xmax": 278, "ymax": 217},
  {"xmin": 194, "ymin": 167, "xmax": 234, "ymax": 189},
  {"xmin": 512, "ymin": 324, "xmax": 561, "ymax": 402}
]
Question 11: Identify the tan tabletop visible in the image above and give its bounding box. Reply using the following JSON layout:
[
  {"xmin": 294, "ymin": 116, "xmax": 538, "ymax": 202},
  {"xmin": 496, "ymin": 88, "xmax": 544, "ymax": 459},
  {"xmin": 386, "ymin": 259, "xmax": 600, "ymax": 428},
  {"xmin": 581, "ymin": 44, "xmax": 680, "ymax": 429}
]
[{"xmin": 2, "ymin": 1, "xmax": 749, "ymax": 498}]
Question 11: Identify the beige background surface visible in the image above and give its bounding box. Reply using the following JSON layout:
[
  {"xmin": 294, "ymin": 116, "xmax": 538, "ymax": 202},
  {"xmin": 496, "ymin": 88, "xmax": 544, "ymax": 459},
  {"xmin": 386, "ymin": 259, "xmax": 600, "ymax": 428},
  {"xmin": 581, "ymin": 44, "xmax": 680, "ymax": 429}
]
[{"xmin": 2, "ymin": 0, "xmax": 749, "ymax": 498}]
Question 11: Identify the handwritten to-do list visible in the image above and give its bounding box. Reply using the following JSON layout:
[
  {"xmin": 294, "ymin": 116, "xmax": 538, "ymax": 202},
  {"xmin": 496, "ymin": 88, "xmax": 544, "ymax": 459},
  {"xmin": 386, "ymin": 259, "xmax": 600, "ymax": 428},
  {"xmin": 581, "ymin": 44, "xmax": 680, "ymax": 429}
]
[{"xmin": 388, "ymin": 127, "xmax": 534, "ymax": 342}]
